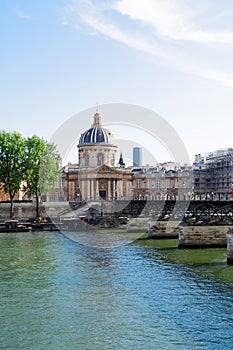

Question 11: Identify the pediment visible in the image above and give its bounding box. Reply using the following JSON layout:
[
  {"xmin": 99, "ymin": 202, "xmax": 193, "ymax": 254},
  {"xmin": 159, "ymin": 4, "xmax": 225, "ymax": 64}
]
[
  {"xmin": 97, "ymin": 164, "xmax": 121, "ymax": 174},
  {"xmin": 79, "ymin": 164, "xmax": 131, "ymax": 178}
]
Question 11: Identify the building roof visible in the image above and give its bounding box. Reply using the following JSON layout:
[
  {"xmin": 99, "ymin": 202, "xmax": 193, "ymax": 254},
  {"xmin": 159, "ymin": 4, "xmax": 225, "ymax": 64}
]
[{"xmin": 79, "ymin": 112, "xmax": 114, "ymax": 145}]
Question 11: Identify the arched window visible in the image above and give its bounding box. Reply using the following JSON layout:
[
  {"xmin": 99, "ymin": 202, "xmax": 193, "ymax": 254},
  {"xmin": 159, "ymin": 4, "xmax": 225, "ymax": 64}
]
[
  {"xmin": 85, "ymin": 154, "xmax": 89, "ymax": 167},
  {"xmin": 97, "ymin": 153, "xmax": 104, "ymax": 166}
]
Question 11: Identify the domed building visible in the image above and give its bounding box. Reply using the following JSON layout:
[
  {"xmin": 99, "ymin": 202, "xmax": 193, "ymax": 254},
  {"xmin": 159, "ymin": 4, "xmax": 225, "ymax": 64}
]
[
  {"xmin": 78, "ymin": 112, "xmax": 117, "ymax": 168},
  {"xmin": 58, "ymin": 111, "xmax": 193, "ymax": 204},
  {"xmin": 62, "ymin": 112, "xmax": 133, "ymax": 202}
]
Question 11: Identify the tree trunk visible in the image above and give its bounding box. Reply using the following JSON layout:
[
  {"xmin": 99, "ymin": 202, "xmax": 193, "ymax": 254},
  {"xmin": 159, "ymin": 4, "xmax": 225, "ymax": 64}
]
[
  {"xmin": 10, "ymin": 196, "xmax": 14, "ymax": 219},
  {"xmin": 36, "ymin": 195, "xmax": 40, "ymax": 218}
]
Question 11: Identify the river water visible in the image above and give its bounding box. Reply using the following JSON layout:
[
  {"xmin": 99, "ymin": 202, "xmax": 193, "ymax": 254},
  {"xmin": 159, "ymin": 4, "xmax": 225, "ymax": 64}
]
[{"xmin": 1, "ymin": 231, "xmax": 233, "ymax": 349}]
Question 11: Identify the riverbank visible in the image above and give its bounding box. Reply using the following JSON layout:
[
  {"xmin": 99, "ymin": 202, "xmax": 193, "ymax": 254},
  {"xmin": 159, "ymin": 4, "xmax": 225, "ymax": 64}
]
[{"xmin": 0, "ymin": 201, "xmax": 69, "ymax": 221}]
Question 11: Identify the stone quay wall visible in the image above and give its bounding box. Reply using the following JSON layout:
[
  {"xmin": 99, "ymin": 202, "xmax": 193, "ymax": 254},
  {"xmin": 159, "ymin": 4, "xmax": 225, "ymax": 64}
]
[
  {"xmin": 127, "ymin": 218, "xmax": 179, "ymax": 238},
  {"xmin": 178, "ymin": 225, "xmax": 231, "ymax": 248},
  {"xmin": 0, "ymin": 202, "xmax": 70, "ymax": 221},
  {"xmin": 227, "ymin": 230, "xmax": 233, "ymax": 264},
  {"xmin": 147, "ymin": 221, "xmax": 179, "ymax": 238},
  {"xmin": 127, "ymin": 218, "xmax": 149, "ymax": 233}
]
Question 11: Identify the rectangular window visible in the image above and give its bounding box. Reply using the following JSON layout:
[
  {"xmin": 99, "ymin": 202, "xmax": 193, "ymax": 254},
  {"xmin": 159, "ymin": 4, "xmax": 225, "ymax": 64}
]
[{"xmin": 60, "ymin": 179, "xmax": 63, "ymax": 189}]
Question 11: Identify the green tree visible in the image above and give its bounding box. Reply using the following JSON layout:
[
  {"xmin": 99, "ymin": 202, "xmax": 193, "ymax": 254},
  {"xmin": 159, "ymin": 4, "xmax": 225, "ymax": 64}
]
[
  {"xmin": 24, "ymin": 136, "xmax": 61, "ymax": 218},
  {"xmin": 0, "ymin": 131, "xmax": 26, "ymax": 218}
]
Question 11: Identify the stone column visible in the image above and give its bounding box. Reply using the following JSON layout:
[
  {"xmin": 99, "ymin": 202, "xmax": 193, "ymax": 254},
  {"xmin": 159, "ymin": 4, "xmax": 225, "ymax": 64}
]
[
  {"xmin": 113, "ymin": 179, "xmax": 116, "ymax": 200},
  {"xmin": 81, "ymin": 179, "xmax": 85, "ymax": 201},
  {"xmin": 93, "ymin": 179, "xmax": 96, "ymax": 200},
  {"xmin": 96, "ymin": 180, "xmax": 99, "ymax": 199},
  {"xmin": 89, "ymin": 179, "xmax": 92, "ymax": 200},
  {"xmin": 87, "ymin": 179, "xmax": 90, "ymax": 200},
  {"xmin": 108, "ymin": 179, "xmax": 111, "ymax": 200},
  {"xmin": 227, "ymin": 230, "xmax": 233, "ymax": 264},
  {"xmin": 126, "ymin": 180, "xmax": 130, "ymax": 199},
  {"xmin": 91, "ymin": 179, "xmax": 94, "ymax": 200},
  {"xmin": 118, "ymin": 180, "xmax": 123, "ymax": 199}
]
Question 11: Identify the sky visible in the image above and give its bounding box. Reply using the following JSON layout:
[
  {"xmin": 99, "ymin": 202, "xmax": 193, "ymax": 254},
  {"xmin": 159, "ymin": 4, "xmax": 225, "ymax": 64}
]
[{"xmin": 1, "ymin": 0, "xmax": 233, "ymax": 165}]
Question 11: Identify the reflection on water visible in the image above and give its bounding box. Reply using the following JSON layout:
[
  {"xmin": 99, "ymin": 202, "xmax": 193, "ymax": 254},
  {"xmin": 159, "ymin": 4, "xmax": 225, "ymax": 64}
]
[
  {"xmin": 62, "ymin": 230, "xmax": 144, "ymax": 248},
  {"xmin": 0, "ymin": 231, "xmax": 233, "ymax": 349}
]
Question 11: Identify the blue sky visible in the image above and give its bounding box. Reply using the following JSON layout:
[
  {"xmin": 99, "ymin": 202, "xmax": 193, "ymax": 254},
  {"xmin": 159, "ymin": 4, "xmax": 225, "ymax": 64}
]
[{"xmin": 1, "ymin": 0, "xmax": 233, "ymax": 164}]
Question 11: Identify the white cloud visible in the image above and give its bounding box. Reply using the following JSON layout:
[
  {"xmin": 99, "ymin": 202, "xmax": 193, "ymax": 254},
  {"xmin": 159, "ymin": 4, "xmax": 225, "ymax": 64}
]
[
  {"xmin": 114, "ymin": 0, "xmax": 233, "ymax": 45},
  {"xmin": 69, "ymin": 0, "xmax": 233, "ymax": 88},
  {"xmin": 194, "ymin": 68, "xmax": 233, "ymax": 88},
  {"xmin": 61, "ymin": 18, "xmax": 69, "ymax": 26},
  {"xmin": 69, "ymin": 0, "xmax": 183, "ymax": 60},
  {"xmin": 78, "ymin": 10, "xmax": 168, "ymax": 59},
  {"xmin": 16, "ymin": 7, "xmax": 32, "ymax": 20}
]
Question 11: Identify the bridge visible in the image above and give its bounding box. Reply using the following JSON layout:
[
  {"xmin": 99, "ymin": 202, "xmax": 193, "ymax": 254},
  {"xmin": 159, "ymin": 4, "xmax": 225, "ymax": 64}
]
[{"xmin": 78, "ymin": 200, "xmax": 233, "ymax": 224}]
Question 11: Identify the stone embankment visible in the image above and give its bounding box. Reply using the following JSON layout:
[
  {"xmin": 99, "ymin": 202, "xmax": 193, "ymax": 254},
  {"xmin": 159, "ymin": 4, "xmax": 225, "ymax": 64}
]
[
  {"xmin": 227, "ymin": 230, "xmax": 233, "ymax": 264},
  {"xmin": 0, "ymin": 202, "xmax": 70, "ymax": 221},
  {"xmin": 178, "ymin": 224, "xmax": 230, "ymax": 248},
  {"xmin": 127, "ymin": 218, "xmax": 179, "ymax": 238},
  {"xmin": 147, "ymin": 220, "xmax": 179, "ymax": 238}
]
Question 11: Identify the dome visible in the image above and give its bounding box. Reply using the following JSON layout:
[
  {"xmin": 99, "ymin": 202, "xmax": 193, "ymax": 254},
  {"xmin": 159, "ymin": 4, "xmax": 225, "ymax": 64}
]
[{"xmin": 79, "ymin": 112, "xmax": 114, "ymax": 145}]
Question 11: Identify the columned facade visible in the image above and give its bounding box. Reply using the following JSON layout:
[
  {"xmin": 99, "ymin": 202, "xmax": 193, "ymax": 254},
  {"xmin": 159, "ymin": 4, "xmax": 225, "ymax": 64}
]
[
  {"xmin": 59, "ymin": 112, "xmax": 133, "ymax": 202},
  {"xmin": 60, "ymin": 112, "xmax": 194, "ymax": 203},
  {"xmin": 76, "ymin": 165, "xmax": 132, "ymax": 202}
]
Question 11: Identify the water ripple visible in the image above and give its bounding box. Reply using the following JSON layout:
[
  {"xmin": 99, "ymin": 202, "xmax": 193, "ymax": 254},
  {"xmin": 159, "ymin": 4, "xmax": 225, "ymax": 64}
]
[{"xmin": 0, "ymin": 232, "xmax": 233, "ymax": 349}]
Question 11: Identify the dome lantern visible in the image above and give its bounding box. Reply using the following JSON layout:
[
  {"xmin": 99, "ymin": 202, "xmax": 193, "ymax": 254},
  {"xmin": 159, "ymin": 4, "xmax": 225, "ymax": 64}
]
[
  {"xmin": 92, "ymin": 112, "xmax": 103, "ymax": 128},
  {"xmin": 79, "ymin": 112, "xmax": 114, "ymax": 145},
  {"xmin": 78, "ymin": 112, "xmax": 117, "ymax": 168}
]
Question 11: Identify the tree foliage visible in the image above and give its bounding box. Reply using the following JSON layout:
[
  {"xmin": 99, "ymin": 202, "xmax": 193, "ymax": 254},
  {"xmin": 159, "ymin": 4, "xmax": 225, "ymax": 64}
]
[
  {"xmin": 0, "ymin": 131, "xmax": 26, "ymax": 218},
  {"xmin": 24, "ymin": 136, "xmax": 61, "ymax": 217},
  {"xmin": 0, "ymin": 131, "xmax": 61, "ymax": 218}
]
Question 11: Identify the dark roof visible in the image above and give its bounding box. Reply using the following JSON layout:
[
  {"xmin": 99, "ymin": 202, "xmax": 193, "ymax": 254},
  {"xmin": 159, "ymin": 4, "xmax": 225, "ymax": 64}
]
[{"xmin": 79, "ymin": 127, "xmax": 112, "ymax": 144}]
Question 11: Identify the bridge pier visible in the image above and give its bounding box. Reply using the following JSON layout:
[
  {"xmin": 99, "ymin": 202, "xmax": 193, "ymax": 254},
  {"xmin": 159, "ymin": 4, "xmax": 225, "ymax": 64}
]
[
  {"xmin": 178, "ymin": 224, "xmax": 228, "ymax": 248},
  {"xmin": 227, "ymin": 230, "xmax": 233, "ymax": 264}
]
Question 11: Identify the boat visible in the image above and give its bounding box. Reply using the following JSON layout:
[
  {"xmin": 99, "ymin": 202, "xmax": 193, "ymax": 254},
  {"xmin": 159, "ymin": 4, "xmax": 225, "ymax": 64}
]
[
  {"xmin": 0, "ymin": 220, "xmax": 32, "ymax": 232},
  {"xmin": 30, "ymin": 222, "xmax": 59, "ymax": 231}
]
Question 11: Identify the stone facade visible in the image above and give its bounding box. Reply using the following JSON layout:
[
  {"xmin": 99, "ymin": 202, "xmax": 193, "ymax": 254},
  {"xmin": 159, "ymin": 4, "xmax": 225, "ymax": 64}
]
[
  {"xmin": 63, "ymin": 164, "xmax": 133, "ymax": 202},
  {"xmin": 5, "ymin": 113, "xmax": 233, "ymax": 205},
  {"xmin": 58, "ymin": 112, "xmax": 193, "ymax": 203}
]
